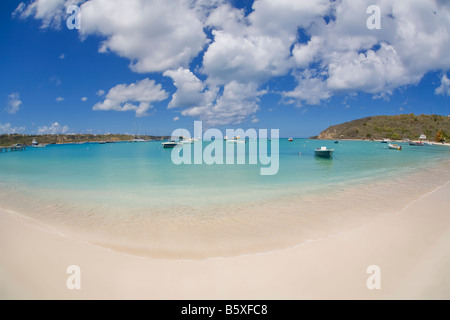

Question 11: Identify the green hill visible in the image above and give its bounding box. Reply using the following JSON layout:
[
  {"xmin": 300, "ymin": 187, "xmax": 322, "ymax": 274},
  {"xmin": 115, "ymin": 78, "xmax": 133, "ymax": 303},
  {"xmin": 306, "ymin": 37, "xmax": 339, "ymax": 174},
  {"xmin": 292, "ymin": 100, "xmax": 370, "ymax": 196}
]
[
  {"xmin": 0, "ymin": 134, "xmax": 169, "ymax": 147},
  {"xmin": 315, "ymin": 114, "xmax": 450, "ymax": 141}
]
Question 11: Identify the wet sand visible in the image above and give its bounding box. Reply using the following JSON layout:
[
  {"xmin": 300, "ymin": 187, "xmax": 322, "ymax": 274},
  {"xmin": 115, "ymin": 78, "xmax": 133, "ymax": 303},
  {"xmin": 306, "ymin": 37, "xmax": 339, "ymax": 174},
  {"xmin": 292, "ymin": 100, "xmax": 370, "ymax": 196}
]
[{"xmin": 1, "ymin": 180, "xmax": 449, "ymax": 299}]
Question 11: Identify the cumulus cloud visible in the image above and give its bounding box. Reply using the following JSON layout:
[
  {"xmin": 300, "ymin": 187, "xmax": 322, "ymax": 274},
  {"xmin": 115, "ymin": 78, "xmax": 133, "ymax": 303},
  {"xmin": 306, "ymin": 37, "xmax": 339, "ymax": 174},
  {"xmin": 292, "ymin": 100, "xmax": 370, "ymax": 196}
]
[
  {"xmin": 93, "ymin": 78, "xmax": 168, "ymax": 117},
  {"xmin": 202, "ymin": 0, "xmax": 329, "ymax": 85},
  {"xmin": 181, "ymin": 81, "xmax": 266, "ymax": 126},
  {"xmin": 56, "ymin": 97, "xmax": 64, "ymax": 102},
  {"xmin": 163, "ymin": 68, "xmax": 207, "ymax": 109},
  {"xmin": 173, "ymin": 116, "xmax": 180, "ymax": 122},
  {"xmin": 281, "ymin": 0, "xmax": 450, "ymax": 105},
  {"xmin": 0, "ymin": 122, "xmax": 26, "ymax": 134},
  {"xmin": 16, "ymin": 0, "xmax": 450, "ymax": 124},
  {"xmin": 284, "ymin": 70, "xmax": 332, "ymax": 106},
  {"xmin": 5, "ymin": 93, "xmax": 22, "ymax": 114},
  {"xmin": 81, "ymin": 97, "xmax": 88, "ymax": 102},
  {"xmin": 13, "ymin": 0, "xmax": 84, "ymax": 29},
  {"xmin": 38, "ymin": 122, "xmax": 69, "ymax": 134},
  {"xmin": 79, "ymin": 0, "xmax": 207, "ymax": 73},
  {"xmin": 96, "ymin": 90, "xmax": 105, "ymax": 97},
  {"xmin": 435, "ymin": 74, "xmax": 450, "ymax": 96}
]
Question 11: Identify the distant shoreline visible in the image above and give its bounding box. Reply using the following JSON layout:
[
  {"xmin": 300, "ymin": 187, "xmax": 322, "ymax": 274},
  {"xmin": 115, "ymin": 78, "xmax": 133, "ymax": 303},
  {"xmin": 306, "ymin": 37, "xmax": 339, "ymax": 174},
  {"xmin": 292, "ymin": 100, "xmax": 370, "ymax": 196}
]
[{"xmin": 0, "ymin": 134, "xmax": 170, "ymax": 148}]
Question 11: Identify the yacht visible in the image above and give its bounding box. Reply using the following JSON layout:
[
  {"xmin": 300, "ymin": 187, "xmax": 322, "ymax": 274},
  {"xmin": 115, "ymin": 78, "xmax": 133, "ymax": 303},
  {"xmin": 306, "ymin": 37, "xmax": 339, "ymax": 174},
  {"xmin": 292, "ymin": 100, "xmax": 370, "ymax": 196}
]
[
  {"xmin": 162, "ymin": 141, "xmax": 180, "ymax": 148},
  {"xmin": 31, "ymin": 138, "xmax": 46, "ymax": 148}
]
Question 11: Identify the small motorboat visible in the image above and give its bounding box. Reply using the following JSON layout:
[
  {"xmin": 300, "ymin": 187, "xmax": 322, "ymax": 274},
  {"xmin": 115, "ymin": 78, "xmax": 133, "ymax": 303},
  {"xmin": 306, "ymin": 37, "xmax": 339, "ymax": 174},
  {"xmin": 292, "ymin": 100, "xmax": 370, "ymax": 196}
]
[
  {"xmin": 381, "ymin": 138, "xmax": 390, "ymax": 143},
  {"xmin": 409, "ymin": 141, "xmax": 424, "ymax": 146},
  {"xmin": 388, "ymin": 143, "xmax": 402, "ymax": 150},
  {"xmin": 288, "ymin": 138, "xmax": 294, "ymax": 142},
  {"xmin": 227, "ymin": 136, "xmax": 246, "ymax": 143},
  {"xmin": 314, "ymin": 146, "xmax": 334, "ymax": 158},
  {"xmin": 334, "ymin": 140, "xmax": 339, "ymax": 144},
  {"xmin": 162, "ymin": 141, "xmax": 180, "ymax": 148},
  {"xmin": 31, "ymin": 139, "xmax": 46, "ymax": 148}
]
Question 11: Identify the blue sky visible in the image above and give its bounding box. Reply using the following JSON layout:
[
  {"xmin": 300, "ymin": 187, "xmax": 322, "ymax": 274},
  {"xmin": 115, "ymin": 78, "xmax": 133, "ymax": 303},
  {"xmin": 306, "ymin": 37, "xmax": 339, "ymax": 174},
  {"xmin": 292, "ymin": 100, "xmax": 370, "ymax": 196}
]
[{"xmin": 1, "ymin": 0, "xmax": 449, "ymax": 138}]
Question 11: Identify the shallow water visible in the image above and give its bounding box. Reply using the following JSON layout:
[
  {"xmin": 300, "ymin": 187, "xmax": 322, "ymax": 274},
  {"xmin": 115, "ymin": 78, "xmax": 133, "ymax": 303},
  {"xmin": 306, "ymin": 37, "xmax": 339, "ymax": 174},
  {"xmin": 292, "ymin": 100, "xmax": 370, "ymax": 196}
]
[{"xmin": 1, "ymin": 140, "xmax": 449, "ymax": 258}]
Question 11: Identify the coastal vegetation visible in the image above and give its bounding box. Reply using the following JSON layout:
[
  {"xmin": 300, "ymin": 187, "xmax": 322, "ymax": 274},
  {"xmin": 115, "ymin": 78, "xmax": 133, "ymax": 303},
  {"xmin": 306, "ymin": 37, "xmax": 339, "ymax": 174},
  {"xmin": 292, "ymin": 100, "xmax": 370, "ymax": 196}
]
[
  {"xmin": 0, "ymin": 134, "xmax": 169, "ymax": 147},
  {"xmin": 315, "ymin": 114, "xmax": 450, "ymax": 141}
]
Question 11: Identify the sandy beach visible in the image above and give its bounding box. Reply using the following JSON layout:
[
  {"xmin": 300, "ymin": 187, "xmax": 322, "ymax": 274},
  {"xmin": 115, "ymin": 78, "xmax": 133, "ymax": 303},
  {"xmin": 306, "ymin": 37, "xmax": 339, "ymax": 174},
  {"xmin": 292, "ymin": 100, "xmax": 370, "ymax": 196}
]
[{"xmin": 1, "ymin": 179, "xmax": 449, "ymax": 300}]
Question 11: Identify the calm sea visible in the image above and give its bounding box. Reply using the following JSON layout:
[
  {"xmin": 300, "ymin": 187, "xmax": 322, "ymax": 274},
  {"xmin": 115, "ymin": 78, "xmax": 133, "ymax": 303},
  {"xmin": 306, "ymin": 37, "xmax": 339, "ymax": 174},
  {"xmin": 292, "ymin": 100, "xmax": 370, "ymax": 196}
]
[{"xmin": 1, "ymin": 140, "xmax": 449, "ymax": 258}]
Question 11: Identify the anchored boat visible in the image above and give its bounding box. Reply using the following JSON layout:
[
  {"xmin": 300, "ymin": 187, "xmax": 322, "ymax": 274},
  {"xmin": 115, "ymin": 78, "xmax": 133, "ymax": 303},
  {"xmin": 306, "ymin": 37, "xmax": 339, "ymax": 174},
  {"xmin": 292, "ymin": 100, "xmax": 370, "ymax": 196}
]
[
  {"xmin": 388, "ymin": 143, "xmax": 403, "ymax": 150},
  {"xmin": 314, "ymin": 146, "xmax": 334, "ymax": 158}
]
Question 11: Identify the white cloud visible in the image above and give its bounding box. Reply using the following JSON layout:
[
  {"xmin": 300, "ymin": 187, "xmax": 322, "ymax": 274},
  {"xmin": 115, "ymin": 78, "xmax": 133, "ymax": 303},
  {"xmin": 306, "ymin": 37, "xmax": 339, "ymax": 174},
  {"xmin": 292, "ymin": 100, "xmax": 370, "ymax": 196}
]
[
  {"xmin": 93, "ymin": 78, "xmax": 168, "ymax": 117},
  {"xmin": 5, "ymin": 93, "xmax": 22, "ymax": 114},
  {"xmin": 37, "ymin": 122, "xmax": 69, "ymax": 134},
  {"xmin": 163, "ymin": 67, "xmax": 206, "ymax": 109},
  {"xmin": 59, "ymin": 53, "xmax": 65, "ymax": 59},
  {"xmin": 16, "ymin": 0, "xmax": 450, "ymax": 125},
  {"xmin": 435, "ymin": 74, "xmax": 450, "ymax": 96},
  {"xmin": 202, "ymin": 30, "xmax": 293, "ymax": 84},
  {"xmin": 81, "ymin": 97, "xmax": 88, "ymax": 102},
  {"xmin": 0, "ymin": 122, "xmax": 26, "ymax": 134},
  {"xmin": 56, "ymin": 97, "xmax": 64, "ymax": 102},
  {"xmin": 326, "ymin": 42, "xmax": 414, "ymax": 93},
  {"xmin": 96, "ymin": 89, "xmax": 105, "ymax": 97},
  {"xmin": 173, "ymin": 116, "xmax": 180, "ymax": 122},
  {"xmin": 80, "ymin": 0, "xmax": 207, "ymax": 73},
  {"xmin": 13, "ymin": 0, "xmax": 84, "ymax": 29},
  {"xmin": 181, "ymin": 81, "xmax": 266, "ymax": 126},
  {"xmin": 292, "ymin": 36, "xmax": 323, "ymax": 68},
  {"xmin": 284, "ymin": 70, "xmax": 332, "ymax": 106}
]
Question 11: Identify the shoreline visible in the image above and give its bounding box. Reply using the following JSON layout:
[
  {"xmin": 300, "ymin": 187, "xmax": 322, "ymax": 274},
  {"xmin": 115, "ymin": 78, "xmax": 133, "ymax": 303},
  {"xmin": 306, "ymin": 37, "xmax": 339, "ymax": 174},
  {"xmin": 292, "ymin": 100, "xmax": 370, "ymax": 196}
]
[
  {"xmin": 0, "ymin": 160, "xmax": 449, "ymax": 260},
  {"xmin": 1, "ymin": 179, "xmax": 450, "ymax": 299},
  {"xmin": 1, "ymin": 156, "xmax": 450, "ymax": 261}
]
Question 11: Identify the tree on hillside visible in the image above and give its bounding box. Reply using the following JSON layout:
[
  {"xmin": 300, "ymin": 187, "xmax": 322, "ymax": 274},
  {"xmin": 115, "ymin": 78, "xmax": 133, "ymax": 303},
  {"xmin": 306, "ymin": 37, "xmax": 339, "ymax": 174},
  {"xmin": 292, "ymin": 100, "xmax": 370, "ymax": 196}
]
[{"xmin": 436, "ymin": 129, "xmax": 446, "ymax": 143}]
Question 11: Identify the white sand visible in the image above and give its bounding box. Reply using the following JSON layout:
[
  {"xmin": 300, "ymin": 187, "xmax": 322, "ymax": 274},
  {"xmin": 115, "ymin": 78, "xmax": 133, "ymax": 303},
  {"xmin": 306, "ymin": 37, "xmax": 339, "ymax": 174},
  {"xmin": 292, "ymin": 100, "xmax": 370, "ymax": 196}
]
[{"xmin": 1, "ymin": 181, "xmax": 449, "ymax": 300}]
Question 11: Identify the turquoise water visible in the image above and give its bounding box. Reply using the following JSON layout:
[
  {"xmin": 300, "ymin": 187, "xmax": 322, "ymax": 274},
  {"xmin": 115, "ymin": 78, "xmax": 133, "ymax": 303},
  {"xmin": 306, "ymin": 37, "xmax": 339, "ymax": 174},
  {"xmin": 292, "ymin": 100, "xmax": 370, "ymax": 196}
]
[
  {"xmin": 1, "ymin": 140, "xmax": 449, "ymax": 200},
  {"xmin": 1, "ymin": 139, "xmax": 449, "ymax": 258}
]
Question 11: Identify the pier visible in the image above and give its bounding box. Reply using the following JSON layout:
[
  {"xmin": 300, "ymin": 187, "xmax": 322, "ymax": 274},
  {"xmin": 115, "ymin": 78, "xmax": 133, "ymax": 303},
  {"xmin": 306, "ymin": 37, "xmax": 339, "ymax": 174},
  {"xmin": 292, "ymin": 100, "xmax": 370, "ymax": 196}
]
[{"xmin": 0, "ymin": 146, "xmax": 26, "ymax": 153}]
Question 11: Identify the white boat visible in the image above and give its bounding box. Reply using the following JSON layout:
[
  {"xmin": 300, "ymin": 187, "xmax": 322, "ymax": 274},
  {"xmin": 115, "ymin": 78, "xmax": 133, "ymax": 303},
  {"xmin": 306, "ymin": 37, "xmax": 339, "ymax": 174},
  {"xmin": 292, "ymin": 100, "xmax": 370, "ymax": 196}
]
[
  {"xmin": 162, "ymin": 141, "xmax": 180, "ymax": 148},
  {"xmin": 381, "ymin": 138, "xmax": 390, "ymax": 143},
  {"xmin": 288, "ymin": 138, "xmax": 294, "ymax": 142},
  {"xmin": 314, "ymin": 146, "xmax": 334, "ymax": 158},
  {"xmin": 180, "ymin": 136, "xmax": 195, "ymax": 144},
  {"xmin": 227, "ymin": 136, "xmax": 246, "ymax": 143},
  {"xmin": 388, "ymin": 143, "xmax": 402, "ymax": 150},
  {"xmin": 132, "ymin": 137, "xmax": 146, "ymax": 142},
  {"xmin": 409, "ymin": 141, "xmax": 424, "ymax": 146},
  {"xmin": 31, "ymin": 138, "xmax": 46, "ymax": 148}
]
